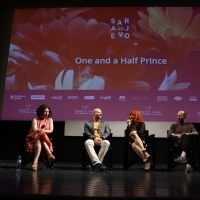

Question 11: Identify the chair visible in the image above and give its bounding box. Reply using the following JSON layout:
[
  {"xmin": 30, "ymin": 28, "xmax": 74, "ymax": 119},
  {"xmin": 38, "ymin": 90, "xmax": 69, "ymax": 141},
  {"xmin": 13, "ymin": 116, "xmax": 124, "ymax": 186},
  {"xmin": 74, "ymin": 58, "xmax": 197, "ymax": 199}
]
[
  {"xmin": 167, "ymin": 132, "xmax": 200, "ymax": 171},
  {"xmin": 123, "ymin": 129, "xmax": 156, "ymax": 170},
  {"xmin": 20, "ymin": 124, "xmax": 54, "ymax": 170},
  {"xmin": 81, "ymin": 132, "xmax": 113, "ymax": 170}
]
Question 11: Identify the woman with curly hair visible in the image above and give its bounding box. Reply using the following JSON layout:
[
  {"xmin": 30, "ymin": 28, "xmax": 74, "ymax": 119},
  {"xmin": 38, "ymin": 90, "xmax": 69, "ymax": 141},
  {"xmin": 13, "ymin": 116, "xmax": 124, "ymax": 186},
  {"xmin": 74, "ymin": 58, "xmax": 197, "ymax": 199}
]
[
  {"xmin": 127, "ymin": 110, "xmax": 151, "ymax": 171},
  {"xmin": 26, "ymin": 104, "xmax": 55, "ymax": 171}
]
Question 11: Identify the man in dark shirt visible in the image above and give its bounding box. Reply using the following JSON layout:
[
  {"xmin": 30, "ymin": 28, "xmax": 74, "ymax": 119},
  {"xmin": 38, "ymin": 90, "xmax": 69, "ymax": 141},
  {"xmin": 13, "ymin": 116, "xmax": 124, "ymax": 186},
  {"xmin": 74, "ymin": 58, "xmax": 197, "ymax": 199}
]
[{"xmin": 168, "ymin": 110, "xmax": 198, "ymax": 173}]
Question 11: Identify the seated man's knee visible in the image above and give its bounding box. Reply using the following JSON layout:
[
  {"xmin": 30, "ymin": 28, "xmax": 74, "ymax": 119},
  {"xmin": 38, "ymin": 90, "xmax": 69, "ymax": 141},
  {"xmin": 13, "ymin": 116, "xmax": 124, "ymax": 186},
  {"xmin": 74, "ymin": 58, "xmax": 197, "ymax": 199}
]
[
  {"xmin": 181, "ymin": 134, "xmax": 188, "ymax": 139},
  {"xmin": 181, "ymin": 134, "xmax": 189, "ymax": 142},
  {"xmin": 102, "ymin": 140, "xmax": 110, "ymax": 147},
  {"xmin": 85, "ymin": 139, "xmax": 94, "ymax": 147}
]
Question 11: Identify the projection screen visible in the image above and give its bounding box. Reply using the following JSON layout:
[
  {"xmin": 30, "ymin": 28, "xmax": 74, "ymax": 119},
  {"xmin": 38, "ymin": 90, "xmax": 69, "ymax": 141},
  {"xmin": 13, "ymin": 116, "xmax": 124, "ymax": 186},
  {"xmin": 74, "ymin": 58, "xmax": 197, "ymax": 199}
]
[{"xmin": 2, "ymin": 7, "xmax": 200, "ymax": 127}]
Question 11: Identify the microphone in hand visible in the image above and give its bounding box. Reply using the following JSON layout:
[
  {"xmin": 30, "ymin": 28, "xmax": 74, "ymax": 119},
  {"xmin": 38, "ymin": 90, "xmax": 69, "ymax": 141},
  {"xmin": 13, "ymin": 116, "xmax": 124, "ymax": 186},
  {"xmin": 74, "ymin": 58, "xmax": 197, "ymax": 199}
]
[
  {"xmin": 41, "ymin": 125, "xmax": 45, "ymax": 129},
  {"xmin": 127, "ymin": 118, "xmax": 131, "ymax": 126}
]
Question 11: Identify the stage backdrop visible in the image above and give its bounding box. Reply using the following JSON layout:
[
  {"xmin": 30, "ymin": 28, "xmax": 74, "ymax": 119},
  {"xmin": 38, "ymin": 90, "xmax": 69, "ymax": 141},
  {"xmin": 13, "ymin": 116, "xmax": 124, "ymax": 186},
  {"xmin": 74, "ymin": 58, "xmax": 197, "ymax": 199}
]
[
  {"xmin": 1, "ymin": 7, "xmax": 200, "ymax": 128},
  {"xmin": 64, "ymin": 120, "xmax": 175, "ymax": 138}
]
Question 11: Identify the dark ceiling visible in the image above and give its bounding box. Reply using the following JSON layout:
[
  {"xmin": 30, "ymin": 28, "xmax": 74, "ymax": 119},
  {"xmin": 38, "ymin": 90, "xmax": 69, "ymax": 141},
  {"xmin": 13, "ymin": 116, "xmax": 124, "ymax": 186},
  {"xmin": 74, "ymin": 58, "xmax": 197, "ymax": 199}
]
[{"xmin": 0, "ymin": 0, "xmax": 198, "ymax": 9}]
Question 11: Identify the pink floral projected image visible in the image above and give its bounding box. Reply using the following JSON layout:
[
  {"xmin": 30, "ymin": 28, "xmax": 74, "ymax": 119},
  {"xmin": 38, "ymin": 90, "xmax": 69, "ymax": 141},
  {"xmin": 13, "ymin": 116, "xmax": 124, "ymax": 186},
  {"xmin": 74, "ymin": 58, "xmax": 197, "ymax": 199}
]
[
  {"xmin": 7, "ymin": 7, "xmax": 200, "ymax": 91},
  {"xmin": 2, "ymin": 7, "xmax": 200, "ymax": 121}
]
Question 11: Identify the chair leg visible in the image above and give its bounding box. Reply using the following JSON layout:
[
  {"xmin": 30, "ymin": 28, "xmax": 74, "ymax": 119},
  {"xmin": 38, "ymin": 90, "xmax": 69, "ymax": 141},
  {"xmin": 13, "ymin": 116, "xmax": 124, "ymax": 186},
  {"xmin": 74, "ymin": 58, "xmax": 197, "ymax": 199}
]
[
  {"xmin": 41, "ymin": 157, "xmax": 54, "ymax": 169},
  {"xmin": 196, "ymin": 138, "xmax": 200, "ymax": 171},
  {"xmin": 123, "ymin": 148, "xmax": 129, "ymax": 170},
  {"xmin": 21, "ymin": 152, "xmax": 33, "ymax": 168},
  {"xmin": 197, "ymin": 148, "xmax": 200, "ymax": 170},
  {"xmin": 109, "ymin": 146, "xmax": 113, "ymax": 170},
  {"xmin": 167, "ymin": 150, "xmax": 173, "ymax": 171},
  {"xmin": 167, "ymin": 136, "xmax": 175, "ymax": 171},
  {"xmin": 148, "ymin": 136, "xmax": 156, "ymax": 170},
  {"xmin": 81, "ymin": 147, "xmax": 87, "ymax": 170}
]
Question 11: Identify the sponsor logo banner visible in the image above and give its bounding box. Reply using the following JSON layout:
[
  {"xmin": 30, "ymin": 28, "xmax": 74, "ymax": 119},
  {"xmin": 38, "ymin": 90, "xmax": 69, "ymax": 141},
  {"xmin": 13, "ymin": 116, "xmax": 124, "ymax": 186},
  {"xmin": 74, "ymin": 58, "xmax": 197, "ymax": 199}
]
[
  {"xmin": 51, "ymin": 96, "xmax": 63, "ymax": 100},
  {"xmin": 133, "ymin": 96, "xmax": 149, "ymax": 100},
  {"xmin": 31, "ymin": 95, "xmax": 45, "ymax": 100},
  {"xmin": 68, "ymin": 96, "xmax": 78, "ymax": 100},
  {"xmin": 157, "ymin": 96, "xmax": 168, "ymax": 101},
  {"xmin": 84, "ymin": 96, "xmax": 95, "ymax": 100},
  {"xmin": 174, "ymin": 96, "xmax": 182, "ymax": 101},
  {"xmin": 10, "ymin": 95, "xmax": 26, "ymax": 100},
  {"xmin": 189, "ymin": 96, "xmax": 197, "ymax": 101},
  {"xmin": 100, "ymin": 96, "xmax": 111, "ymax": 100},
  {"xmin": 119, "ymin": 96, "xmax": 126, "ymax": 101}
]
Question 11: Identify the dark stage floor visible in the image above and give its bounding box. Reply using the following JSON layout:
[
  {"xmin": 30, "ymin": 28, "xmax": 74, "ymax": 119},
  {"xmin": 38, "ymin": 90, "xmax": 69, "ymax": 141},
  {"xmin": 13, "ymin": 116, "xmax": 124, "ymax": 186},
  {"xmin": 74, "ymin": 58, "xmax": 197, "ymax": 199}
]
[{"xmin": 0, "ymin": 161, "xmax": 200, "ymax": 200}]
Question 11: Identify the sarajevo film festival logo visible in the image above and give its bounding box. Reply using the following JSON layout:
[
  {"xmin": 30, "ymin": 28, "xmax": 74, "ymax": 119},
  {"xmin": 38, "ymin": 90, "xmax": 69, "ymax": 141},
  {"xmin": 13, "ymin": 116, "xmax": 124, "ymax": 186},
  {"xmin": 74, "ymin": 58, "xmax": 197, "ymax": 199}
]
[
  {"xmin": 145, "ymin": 106, "xmax": 151, "ymax": 113},
  {"xmin": 82, "ymin": 106, "xmax": 88, "ymax": 112},
  {"xmin": 110, "ymin": 18, "xmax": 130, "ymax": 39},
  {"xmin": 25, "ymin": 105, "xmax": 31, "ymax": 112},
  {"xmin": 140, "ymin": 106, "xmax": 151, "ymax": 115},
  {"xmin": 19, "ymin": 104, "xmax": 34, "ymax": 114},
  {"xmin": 75, "ymin": 106, "xmax": 92, "ymax": 115}
]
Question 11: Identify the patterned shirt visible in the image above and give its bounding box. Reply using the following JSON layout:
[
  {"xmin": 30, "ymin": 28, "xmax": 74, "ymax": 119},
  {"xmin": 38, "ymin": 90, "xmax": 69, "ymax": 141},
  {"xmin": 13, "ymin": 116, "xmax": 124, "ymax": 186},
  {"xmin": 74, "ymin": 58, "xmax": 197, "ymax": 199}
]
[{"xmin": 93, "ymin": 121, "xmax": 100, "ymax": 138}]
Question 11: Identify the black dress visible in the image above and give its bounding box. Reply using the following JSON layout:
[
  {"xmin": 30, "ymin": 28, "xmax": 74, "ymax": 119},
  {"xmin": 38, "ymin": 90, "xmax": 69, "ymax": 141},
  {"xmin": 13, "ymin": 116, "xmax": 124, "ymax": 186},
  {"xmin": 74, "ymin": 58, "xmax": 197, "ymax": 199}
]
[{"xmin": 127, "ymin": 122, "xmax": 146, "ymax": 143}]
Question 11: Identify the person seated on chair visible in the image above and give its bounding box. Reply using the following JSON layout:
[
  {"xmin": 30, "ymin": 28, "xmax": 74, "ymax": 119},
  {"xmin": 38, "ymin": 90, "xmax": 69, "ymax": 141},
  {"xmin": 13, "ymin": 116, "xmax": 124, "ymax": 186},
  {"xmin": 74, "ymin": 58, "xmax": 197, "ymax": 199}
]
[
  {"xmin": 84, "ymin": 108, "xmax": 110, "ymax": 171},
  {"xmin": 26, "ymin": 104, "xmax": 55, "ymax": 171},
  {"xmin": 168, "ymin": 110, "xmax": 198, "ymax": 173},
  {"xmin": 126, "ymin": 110, "xmax": 152, "ymax": 171}
]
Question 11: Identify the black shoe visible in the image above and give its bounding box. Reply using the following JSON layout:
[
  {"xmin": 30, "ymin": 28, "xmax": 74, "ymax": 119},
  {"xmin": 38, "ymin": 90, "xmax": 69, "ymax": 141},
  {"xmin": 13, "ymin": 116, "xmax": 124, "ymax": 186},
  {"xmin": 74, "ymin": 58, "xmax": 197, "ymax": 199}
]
[
  {"xmin": 147, "ymin": 156, "xmax": 153, "ymax": 165},
  {"xmin": 144, "ymin": 160, "xmax": 151, "ymax": 172},
  {"xmin": 93, "ymin": 163, "xmax": 104, "ymax": 172},
  {"xmin": 185, "ymin": 166, "xmax": 192, "ymax": 173},
  {"xmin": 101, "ymin": 164, "xmax": 107, "ymax": 170},
  {"xmin": 85, "ymin": 164, "xmax": 92, "ymax": 171},
  {"xmin": 174, "ymin": 156, "xmax": 187, "ymax": 163}
]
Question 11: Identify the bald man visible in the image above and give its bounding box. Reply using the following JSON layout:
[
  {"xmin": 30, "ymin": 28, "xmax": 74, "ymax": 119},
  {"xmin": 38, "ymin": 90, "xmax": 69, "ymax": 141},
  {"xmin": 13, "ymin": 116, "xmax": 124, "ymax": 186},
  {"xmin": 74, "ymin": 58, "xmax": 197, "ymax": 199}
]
[
  {"xmin": 84, "ymin": 108, "xmax": 110, "ymax": 171},
  {"xmin": 168, "ymin": 110, "xmax": 198, "ymax": 173}
]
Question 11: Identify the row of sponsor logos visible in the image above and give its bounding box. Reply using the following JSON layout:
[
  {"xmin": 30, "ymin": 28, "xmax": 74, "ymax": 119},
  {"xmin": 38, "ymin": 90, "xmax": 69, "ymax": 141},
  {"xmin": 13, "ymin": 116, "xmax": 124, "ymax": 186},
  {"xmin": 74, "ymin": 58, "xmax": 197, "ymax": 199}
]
[
  {"xmin": 18, "ymin": 104, "xmax": 200, "ymax": 116},
  {"xmin": 10, "ymin": 95, "xmax": 198, "ymax": 101}
]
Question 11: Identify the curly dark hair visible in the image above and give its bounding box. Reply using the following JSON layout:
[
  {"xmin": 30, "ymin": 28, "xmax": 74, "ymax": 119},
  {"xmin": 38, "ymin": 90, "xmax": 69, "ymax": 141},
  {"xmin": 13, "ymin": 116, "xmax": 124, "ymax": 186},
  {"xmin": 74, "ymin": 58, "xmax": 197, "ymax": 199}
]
[{"xmin": 36, "ymin": 104, "xmax": 52, "ymax": 118}]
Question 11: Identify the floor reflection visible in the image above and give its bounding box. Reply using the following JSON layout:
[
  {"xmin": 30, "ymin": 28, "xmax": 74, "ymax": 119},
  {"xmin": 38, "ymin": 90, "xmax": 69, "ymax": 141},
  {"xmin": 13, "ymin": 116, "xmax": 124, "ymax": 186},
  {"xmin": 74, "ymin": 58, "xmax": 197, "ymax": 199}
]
[
  {"xmin": 81, "ymin": 172, "xmax": 112, "ymax": 197},
  {"xmin": 3, "ymin": 164, "xmax": 200, "ymax": 199},
  {"xmin": 20, "ymin": 170, "xmax": 54, "ymax": 195}
]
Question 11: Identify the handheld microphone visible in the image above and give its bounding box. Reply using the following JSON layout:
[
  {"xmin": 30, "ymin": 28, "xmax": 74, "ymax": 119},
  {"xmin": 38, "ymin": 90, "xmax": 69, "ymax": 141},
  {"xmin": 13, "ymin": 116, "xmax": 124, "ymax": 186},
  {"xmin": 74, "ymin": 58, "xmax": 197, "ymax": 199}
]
[
  {"xmin": 127, "ymin": 118, "xmax": 131, "ymax": 126},
  {"xmin": 41, "ymin": 125, "xmax": 45, "ymax": 129}
]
